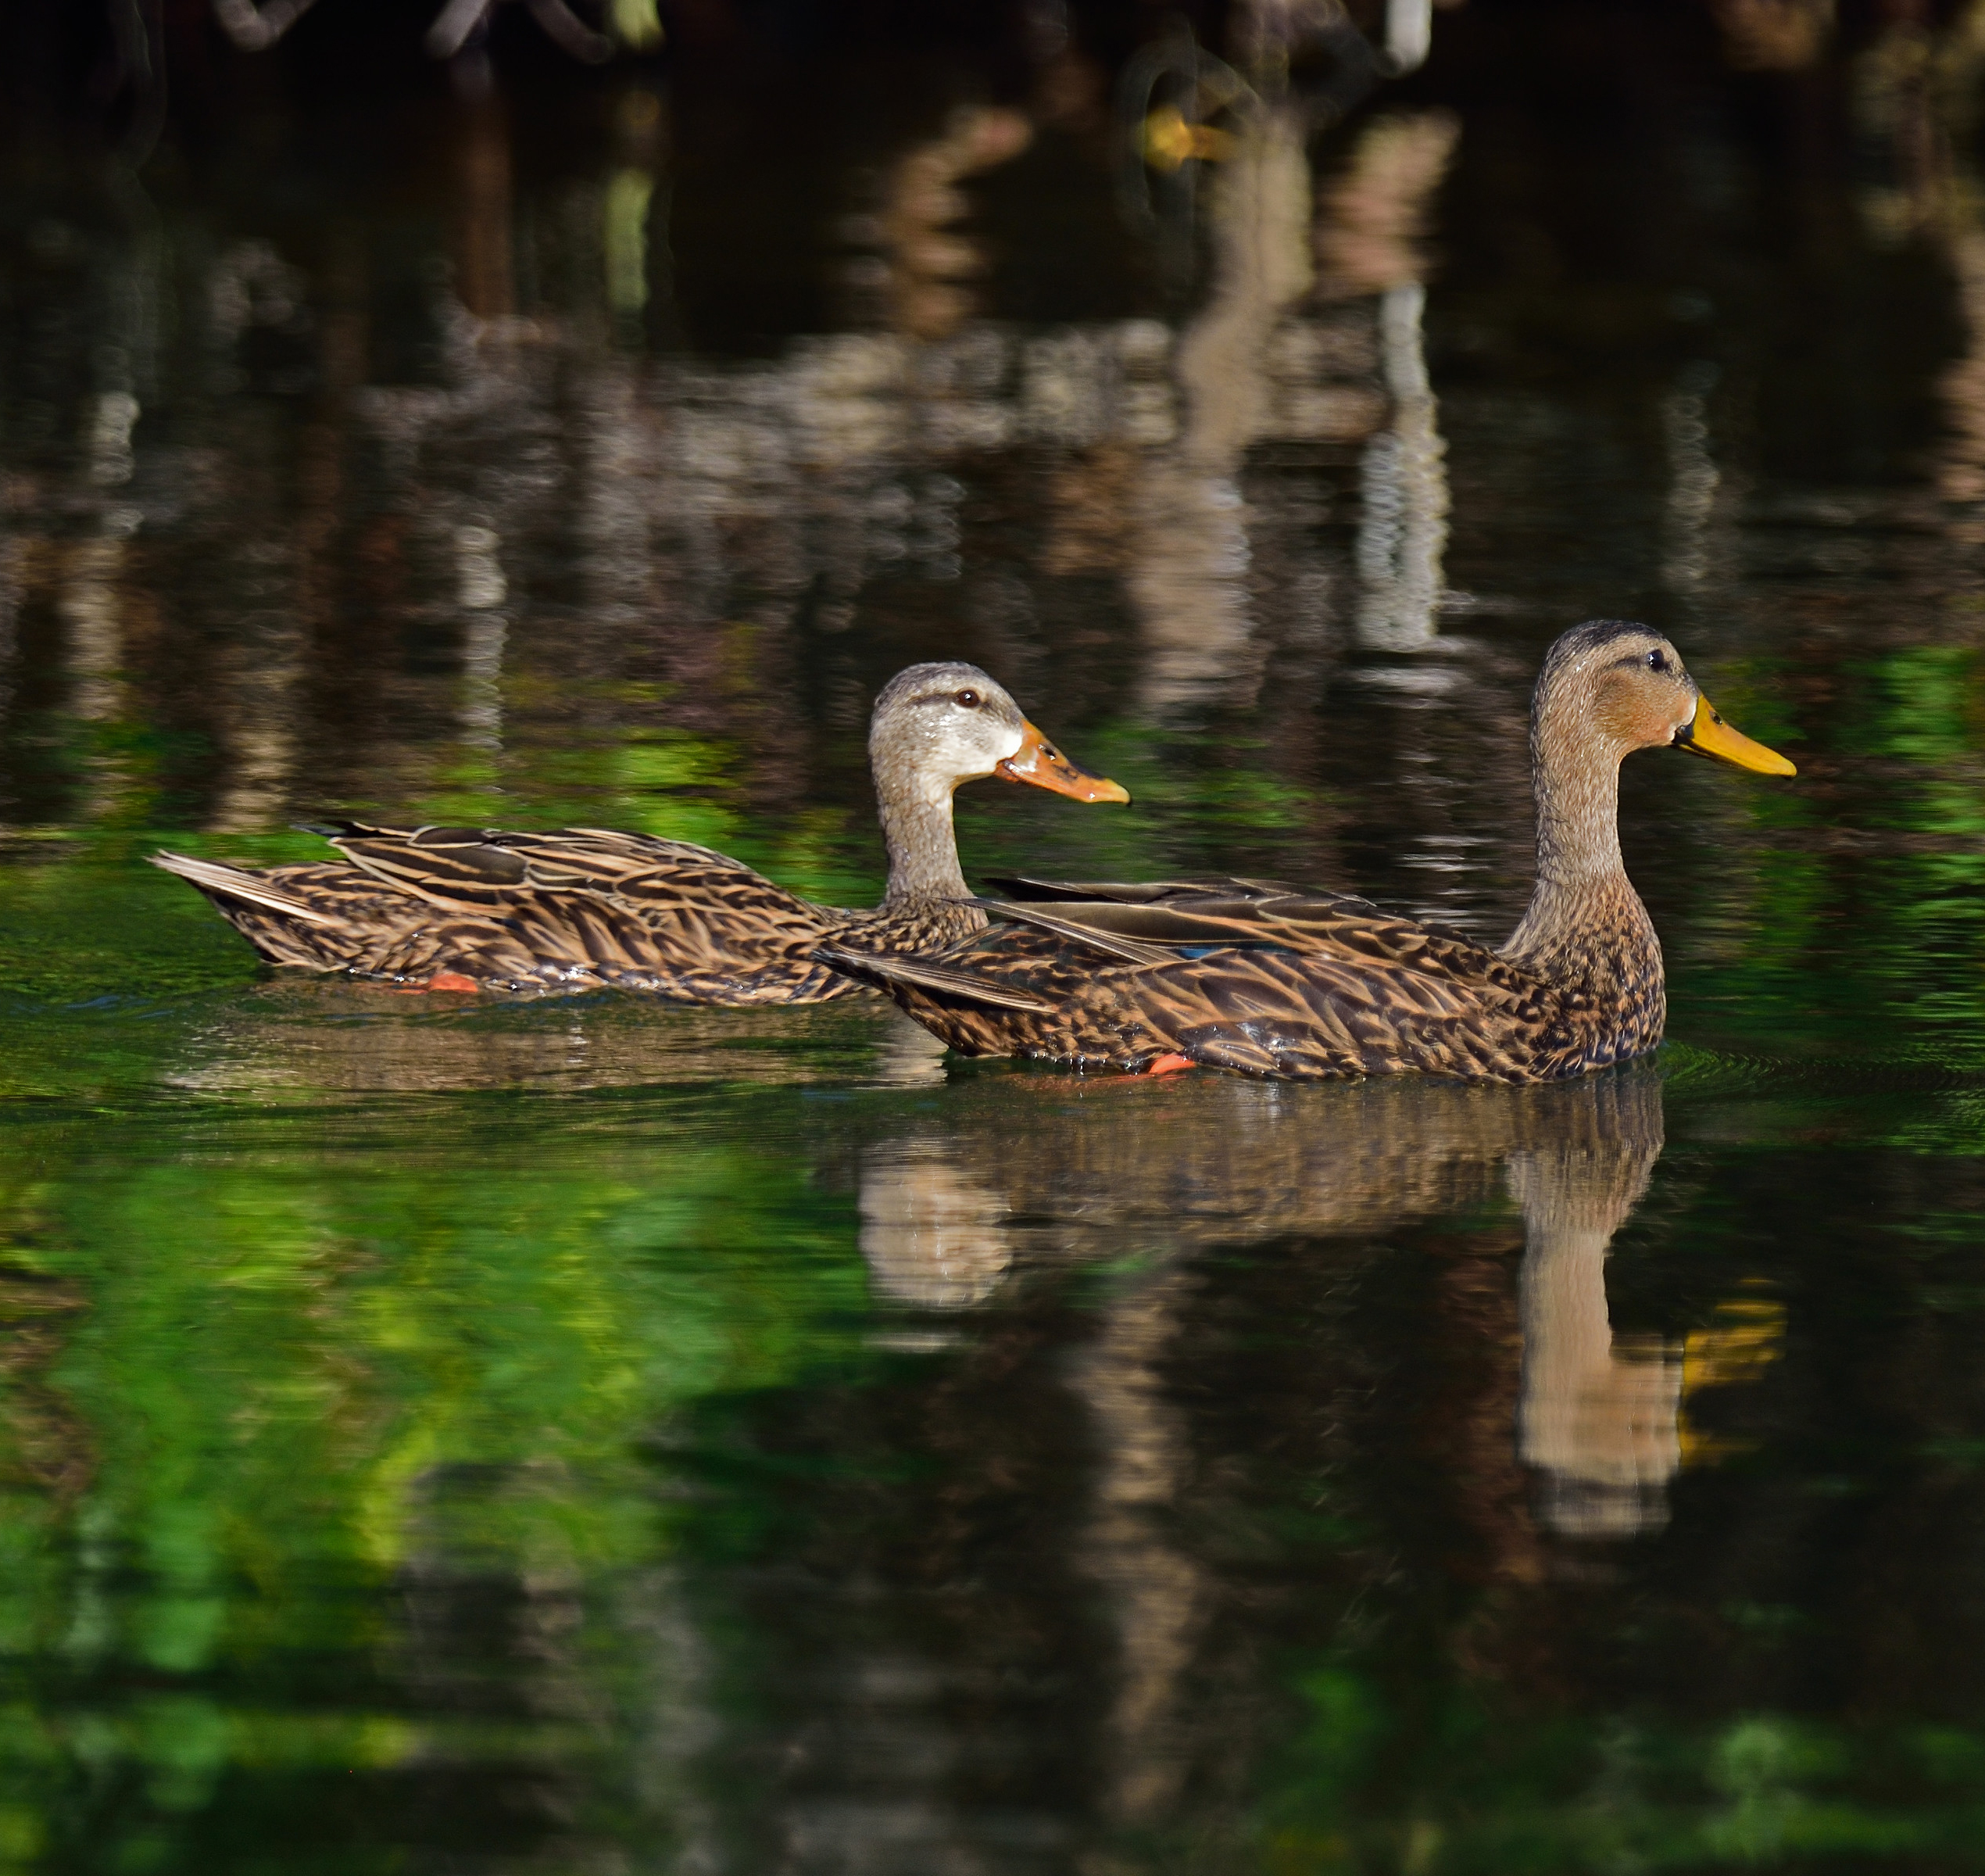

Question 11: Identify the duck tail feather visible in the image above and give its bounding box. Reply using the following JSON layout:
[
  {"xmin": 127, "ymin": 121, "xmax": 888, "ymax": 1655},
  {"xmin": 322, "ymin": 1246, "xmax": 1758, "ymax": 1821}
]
[
  {"xmin": 149, "ymin": 852, "xmax": 343, "ymax": 927},
  {"xmin": 979, "ymin": 874, "xmax": 1105, "ymax": 901},
  {"xmin": 813, "ymin": 945, "xmax": 1057, "ymax": 1014},
  {"xmin": 982, "ymin": 873, "xmax": 1299, "ymax": 904},
  {"xmin": 978, "ymin": 900, "xmax": 1173, "ymax": 965}
]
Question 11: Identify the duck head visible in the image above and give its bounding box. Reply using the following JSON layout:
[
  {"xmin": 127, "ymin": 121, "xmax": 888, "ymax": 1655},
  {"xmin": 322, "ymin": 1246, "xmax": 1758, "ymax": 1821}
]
[
  {"xmin": 869, "ymin": 661, "xmax": 1129, "ymax": 805},
  {"xmin": 1536, "ymin": 621, "xmax": 1796, "ymax": 777},
  {"xmin": 1500, "ymin": 621, "xmax": 1796, "ymax": 979}
]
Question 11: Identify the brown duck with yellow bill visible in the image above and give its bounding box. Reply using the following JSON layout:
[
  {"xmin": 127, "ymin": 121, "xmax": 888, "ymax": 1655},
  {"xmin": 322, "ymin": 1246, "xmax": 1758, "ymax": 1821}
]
[
  {"xmin": 153, "ymin": 662, "xmax": 1128, "ymax": 1004},
  {"xmin": 816, "ymin": 621, "xmax": 1795, "ymax": 1080}
]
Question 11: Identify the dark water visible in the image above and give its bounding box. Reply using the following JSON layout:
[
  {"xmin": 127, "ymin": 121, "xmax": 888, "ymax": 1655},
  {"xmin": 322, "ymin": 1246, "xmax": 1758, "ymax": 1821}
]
[{"xmin": 8, "ymin": 6, "xmax": 1985, "ymax": 1869}]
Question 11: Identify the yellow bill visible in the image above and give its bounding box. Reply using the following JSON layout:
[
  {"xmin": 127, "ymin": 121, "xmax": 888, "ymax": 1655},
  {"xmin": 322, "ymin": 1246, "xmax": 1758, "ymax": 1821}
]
[
  {"xmin": 996, "ymin": 721, "xmax": 1132, "ymax": 804},
  {"xmin": 1142, "ymin": 106, "xmax": 1236, "ymax": 173},
  {"xmin": 1676, "ymin": 693, "xmax": 1797, "ymax": 776}
]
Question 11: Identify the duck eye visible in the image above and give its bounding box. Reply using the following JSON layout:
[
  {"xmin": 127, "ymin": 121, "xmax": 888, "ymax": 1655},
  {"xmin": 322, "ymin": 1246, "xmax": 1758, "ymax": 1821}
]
[
  {"xmin": 1646, "ymin": 650, "xmax": 1668, "ymax": 673},
  {"xmin": 955, "ymin": 689, "xmax": 980, "ymax": 707}
]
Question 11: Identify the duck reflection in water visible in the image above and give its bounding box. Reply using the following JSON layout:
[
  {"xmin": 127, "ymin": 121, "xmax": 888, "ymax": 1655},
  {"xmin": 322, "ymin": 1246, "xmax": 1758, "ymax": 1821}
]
[
  {"xmin": 855, "ymin": 1063, "xmax": 1686, "ymax": 1531},
  {"xmin": 839, "ymin": 1065, "xmax": 1697, "ymax": 1832},
  {"xmin": 1510, "ymin": 1104, "xmax": 1680, "ymax": 1539},
  {"xmin": 858, "ymin": 1140, "xmax": 1011, "ymax": 1312}
]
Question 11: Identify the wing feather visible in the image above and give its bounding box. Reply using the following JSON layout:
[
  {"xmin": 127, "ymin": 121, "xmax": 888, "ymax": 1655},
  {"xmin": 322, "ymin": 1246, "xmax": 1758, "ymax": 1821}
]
[
  {"xmin": 149, "ymin": 854, "xmax": 343, "ymax": 926},
  {"xmin": 813, "ymin": 945, "xmax": 1058, "ymax": 1014},
  {"xmin": 977, "ymin": 901, "xmax": 1175, "ymax": 965}
]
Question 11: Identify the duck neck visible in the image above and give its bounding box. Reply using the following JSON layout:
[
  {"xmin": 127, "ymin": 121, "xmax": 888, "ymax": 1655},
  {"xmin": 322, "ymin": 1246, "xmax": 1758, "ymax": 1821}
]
[
  {"xmin": 877, "ymin": 786, "xmax": 971, "ymax": 908},
  {"xmin": 1500, "ymin": 719, "xmax": 1655, "ymax": 979}
]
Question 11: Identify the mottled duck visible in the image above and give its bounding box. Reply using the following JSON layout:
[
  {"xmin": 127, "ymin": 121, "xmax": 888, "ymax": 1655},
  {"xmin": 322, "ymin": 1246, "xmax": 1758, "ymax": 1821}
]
[{"xmin": 153, "ymin": 662, "xmax": 1127, "ymax": 1003}]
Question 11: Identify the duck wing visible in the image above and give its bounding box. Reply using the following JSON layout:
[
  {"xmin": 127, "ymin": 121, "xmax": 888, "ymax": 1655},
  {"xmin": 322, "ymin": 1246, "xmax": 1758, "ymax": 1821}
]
[
  {"xmin": 318, "ymin": 821, "xmax": 756, "ymax": 907},
  {"xmin": 986, "ymin": 872, "xmax": 1382, "ymax": 938},
  {"xmin": 978, "ymin": 883, "xmax": 1525, "ymax": 984},
  {"xmin": 313, "ymin": 822, "xmax": 889, "ymax": 1001},
  {"xmin": 489, "ymin": 870, "xmax": 875, "ymax": 1002}
]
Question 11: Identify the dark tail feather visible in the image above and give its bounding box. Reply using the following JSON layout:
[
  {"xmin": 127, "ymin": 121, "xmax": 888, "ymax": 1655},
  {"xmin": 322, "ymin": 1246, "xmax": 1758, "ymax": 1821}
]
[
  {"xmin": 812, "ymin": 945, "xmax": 1057, "ymax": 1014},
  {"xmin": 982, "ymin": 874, "xmax": 1195, "ymax": 904},
  {"xmin": 976, "ymin": 900, "xmax": 1173, "ymax": 965},
  {"xmin": 982, "ymin": 873, "xmax": 1303, "ymax": 904},
  {"xmin": 149, "ymin": 852, "xmax": 342, "ymax": 927}
]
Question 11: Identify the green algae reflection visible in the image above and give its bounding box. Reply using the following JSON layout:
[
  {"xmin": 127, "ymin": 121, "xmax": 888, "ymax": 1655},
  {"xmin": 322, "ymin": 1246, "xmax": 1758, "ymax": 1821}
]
[{"xmin": 0, "ymin": 1092, "xmax": 872, "ymax": 1871}]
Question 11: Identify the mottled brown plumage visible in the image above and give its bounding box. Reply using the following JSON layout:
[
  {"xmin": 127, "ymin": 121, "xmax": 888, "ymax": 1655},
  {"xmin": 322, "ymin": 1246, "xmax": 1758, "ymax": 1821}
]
[
  {"xmin": 817, "ymin": 621, "xmax": 1797, "ymax": 1082},
  {"xmin": 152, "ymin": 663, "xmax": 1128, "ymax": 1004}
]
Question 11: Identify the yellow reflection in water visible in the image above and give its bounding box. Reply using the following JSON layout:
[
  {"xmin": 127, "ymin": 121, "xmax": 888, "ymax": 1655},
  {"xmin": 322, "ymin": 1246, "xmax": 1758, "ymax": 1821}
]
[
  {"xmin": 605, "ymin": 169, "xmax": 653, "ymax": 318},
  {"xmin": 1679, "ymin": 1291, "xmax": 1788, "ymax": 1467}
]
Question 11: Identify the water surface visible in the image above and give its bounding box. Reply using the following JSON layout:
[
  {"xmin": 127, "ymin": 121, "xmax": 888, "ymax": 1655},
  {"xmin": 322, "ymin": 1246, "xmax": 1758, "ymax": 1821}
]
[{"xmin": 6, "ymin": 9, "xmax": 1985, "ymax": 1870}]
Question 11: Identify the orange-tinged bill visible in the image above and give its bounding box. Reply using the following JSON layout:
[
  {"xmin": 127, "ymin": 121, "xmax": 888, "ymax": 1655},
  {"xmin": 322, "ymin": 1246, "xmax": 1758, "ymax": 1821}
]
[
  {"xmin": 1676, "ymin": 693, "xmax": 1797, "ymax": 777},
  {"xmin": 996, "ymin": 721, "xmax": 1132, "ymax": 804}
]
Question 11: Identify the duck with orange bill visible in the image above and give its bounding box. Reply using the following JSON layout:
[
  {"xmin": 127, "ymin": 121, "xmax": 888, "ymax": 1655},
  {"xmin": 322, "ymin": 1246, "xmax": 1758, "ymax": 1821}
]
[
  {"xmin": 153, "ymin": 663, "xmax": 1128, "ymax": 1004},
  {"xmin": 815, "ymin": 621, "xmax": 1796, "ymax": 1081}
]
